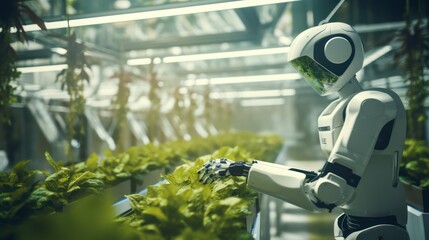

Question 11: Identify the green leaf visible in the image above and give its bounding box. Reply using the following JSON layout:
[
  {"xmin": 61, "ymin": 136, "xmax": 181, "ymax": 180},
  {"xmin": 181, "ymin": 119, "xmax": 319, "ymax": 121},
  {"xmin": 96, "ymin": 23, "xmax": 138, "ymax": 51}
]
[
  {"xmin": 142, "ymin": 207, "xmax": 168, "ymax": 222},
  {"xmin": 86, "ymin": 153, "xmax": 99, "ymax": 171},
  {"xmin": 66, "ymin": 185, "xmax": 81, "ymax": 194},
  {"xmin": 125, "ymin": 194, "xmax": 146, "ymax": 213},
  {"xmin": 68, "ymin": 171, "xmax": 95, "ymax": 190},
  {"xmin": 219, "ymin": 196, "xmax": 242, "ymax": 206},
  {"xmin": 45, "ymin": 152, "xmax": 60, "ymax": 172},
  {"xmin": 12, "ymin": 160, "xmax": 31, "ymax": 172},
  {"xmin": 44, "ymin": 168, "xmax": 71, "ymax": 192}
]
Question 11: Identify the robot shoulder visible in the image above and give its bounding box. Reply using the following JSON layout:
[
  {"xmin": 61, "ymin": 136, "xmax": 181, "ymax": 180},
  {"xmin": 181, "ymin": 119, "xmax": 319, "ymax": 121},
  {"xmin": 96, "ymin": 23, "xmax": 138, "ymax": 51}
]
[{"xmin": 346, "ymin": 90, "xmax": 397, "ymax": 119}]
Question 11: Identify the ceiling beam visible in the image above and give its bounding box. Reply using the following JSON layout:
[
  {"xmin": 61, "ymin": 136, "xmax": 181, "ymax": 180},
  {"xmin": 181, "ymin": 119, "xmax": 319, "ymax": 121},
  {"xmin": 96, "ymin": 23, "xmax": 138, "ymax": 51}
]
[
  {"xmin": 177, "ymin": 63, "xmax": 287, "ymax": 76},
  {"xmin": 121, "ymin": 31, "xmax": 256, "ymax": 51},
  {"xmin": 17, "ymin": 49, "xmax": 53, "ymax": 60},
  {"xmin": 235, "ymin": 7, "xmax": 262, "ymax": 43}
]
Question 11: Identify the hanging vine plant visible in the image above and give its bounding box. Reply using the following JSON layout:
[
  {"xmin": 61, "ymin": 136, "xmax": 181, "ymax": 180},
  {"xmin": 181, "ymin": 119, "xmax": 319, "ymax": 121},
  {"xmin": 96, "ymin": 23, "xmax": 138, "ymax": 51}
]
[
  {"xmin": 111, "ymin": 61, "xmax": 134, "ymax": 152},
  {"xmin": 394, "ymin": 0, "xmax": 429, "ymax": 142},
  {"xmin": 146, "ymin": 63, "xmax": 164, "ymax": 143},
  {"xmin": 0, "ymin": 0, "xmax": 46, "ymax": 124},
  {"xmin": 56, "ymin": 27, "xmax": 91, "ymax": 161},
  {"xmin": 203, "ymin": 86, "xmax": 214, "ymax": 135},
  {"xmin": 186, "ymin": 88, "xmax": 198, "ymax": 137}
]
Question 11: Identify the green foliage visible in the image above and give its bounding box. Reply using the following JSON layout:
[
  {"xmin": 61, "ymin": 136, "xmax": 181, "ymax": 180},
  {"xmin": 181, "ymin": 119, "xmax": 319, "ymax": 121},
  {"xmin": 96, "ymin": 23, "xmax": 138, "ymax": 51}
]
[
  {"xmin": 2, "ymin": 195, "xmax": 142, "ymax": 240},
  {"xmin": 76, "ymin": 131, "xmax": 281, "ymax": 187},
  {"xmin": 400, "ymin": 139, "xmax": 429, "ymax": 189},
  {"xmin": 0, "ymin": 160, "xmax": 47, "ymax": 224},
  {"xmin": 111, "ymin": 64, "xmax": 132, "ymax": 152},
  {"xmin": 118, "ymin": 147, "xmax": 258, "ymax": 240},
  {"xmin": 0, "ymin": 152, "xmax": 105, "ymax": 225},
  {"xmin": 164, "ymin": 131, "xmax": 283, "ymax": 162},
  {"xmin": 0, "ymin": 0, "xmax": 47, "ymax": 41},
  {"xmin": 393, "ymin": 0, "xmax": 429, "ymax": 141},
  {"xmin": 56, "ymin": 28, "xmax": 91, "ymax": 161},
  {"xmin": 0, "ymin": 131, "xmax": 283, "ymax": 238},
  {"xmin": 0, "ymin": 37, "xmax": 18, "ymax": 125},
  {"xmin": 146, "ymin": 64, "xmax": 163, "ymax": 142},
  {"xmin": 96, "ymin": 144, "xmax": 172, "ymax": 186},
  {"xmin": 0, "ymin": 0, "xmax": 46, "ymax": 124},
  {"xmin": 44, "ymin": 152, "xmax": 104, "ymax": 201}
]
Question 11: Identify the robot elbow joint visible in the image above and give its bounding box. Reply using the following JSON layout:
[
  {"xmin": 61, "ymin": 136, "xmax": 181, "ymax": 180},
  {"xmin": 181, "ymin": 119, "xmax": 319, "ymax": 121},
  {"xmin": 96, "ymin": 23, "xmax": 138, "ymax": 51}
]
[
  {"xmin": 313, "ymin": 173, "xmax": 354, "ymax": 206},
  {"xmin": 314, "ymin": 179, "xmax": 342, "ymax": 204}
]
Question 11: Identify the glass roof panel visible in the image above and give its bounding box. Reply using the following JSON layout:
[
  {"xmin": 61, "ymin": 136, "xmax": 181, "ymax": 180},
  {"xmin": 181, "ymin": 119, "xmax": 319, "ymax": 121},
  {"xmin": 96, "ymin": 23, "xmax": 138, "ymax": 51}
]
[
  {"xmin": 116, "ymin": 9, "xmax": 245, "ymax": 42},
  {"xmin": 255, "ymin": 4, "xmax": 281, "ymax": 24}
]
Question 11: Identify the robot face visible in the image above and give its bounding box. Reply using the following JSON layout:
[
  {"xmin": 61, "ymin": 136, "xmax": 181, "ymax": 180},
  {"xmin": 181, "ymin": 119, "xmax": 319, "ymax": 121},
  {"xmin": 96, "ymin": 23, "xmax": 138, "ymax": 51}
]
[{"xmin": 288, "ymin": 23, "xmax": 364, "ymax": 96}]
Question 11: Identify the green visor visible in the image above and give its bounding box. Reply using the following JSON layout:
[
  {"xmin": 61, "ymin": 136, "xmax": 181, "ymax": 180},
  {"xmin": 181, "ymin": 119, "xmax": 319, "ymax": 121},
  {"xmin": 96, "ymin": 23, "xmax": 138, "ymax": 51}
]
[{"xmin": 290, "ymin": 56, "xmax": 338, "ymax": 95}]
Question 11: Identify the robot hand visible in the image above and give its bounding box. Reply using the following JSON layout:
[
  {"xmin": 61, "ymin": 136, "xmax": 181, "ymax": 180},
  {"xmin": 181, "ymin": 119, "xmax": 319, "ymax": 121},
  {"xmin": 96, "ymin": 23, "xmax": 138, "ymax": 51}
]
[{"xmin": 197, "ymin": 158, "xmax": 252, "ymax": 184}]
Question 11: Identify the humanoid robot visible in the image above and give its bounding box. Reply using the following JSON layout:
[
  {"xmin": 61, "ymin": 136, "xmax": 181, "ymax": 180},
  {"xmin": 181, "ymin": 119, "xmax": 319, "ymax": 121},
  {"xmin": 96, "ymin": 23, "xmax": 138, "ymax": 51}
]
[{"xmin": 198, "ymin": 22, "xmax": 410, "ymax": 240}]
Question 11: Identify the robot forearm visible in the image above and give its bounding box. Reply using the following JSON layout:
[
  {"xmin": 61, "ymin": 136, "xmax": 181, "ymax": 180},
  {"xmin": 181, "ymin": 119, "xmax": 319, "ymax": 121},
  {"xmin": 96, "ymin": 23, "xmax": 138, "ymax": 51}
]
[
  {"xmin": 247, "ymin": 161, "xmax": 319, "ymax": 211},
  {"xmin": 248, "ymin": 161, "xmax": 353, "ymax": 212}
]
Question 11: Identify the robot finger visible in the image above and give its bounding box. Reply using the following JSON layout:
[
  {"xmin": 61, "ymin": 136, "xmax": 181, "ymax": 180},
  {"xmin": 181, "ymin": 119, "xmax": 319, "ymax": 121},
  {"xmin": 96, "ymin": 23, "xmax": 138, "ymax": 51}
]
[
  {"xmin": 198, "ymin": 161, "xmax": 215, "ymax": 173},
  {"xmin": 197, "ymin": 166, "xmax": 207, "ymax": 174},
  {"xmin": 198, "ymin": 172, "xmax": 206, "ymax": 182},
  {"xmin": 203, "ymin": 173, "xmax": 215, "ymax": 184}
]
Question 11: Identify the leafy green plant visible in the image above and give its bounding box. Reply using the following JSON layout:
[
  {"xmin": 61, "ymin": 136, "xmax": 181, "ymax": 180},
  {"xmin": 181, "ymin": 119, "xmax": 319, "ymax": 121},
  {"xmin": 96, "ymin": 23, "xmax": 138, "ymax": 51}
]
[
  {"xmin": 0, "ymin": 156, "xmax": 92, "ymax": 226},
  {"xmin": 0, "ymin": 0, "xmax": 46, "ymax": 124},
  {"xmin": 43, "ymin": 152, "xmax": 104, "ymax": 202},
  {"xmin": 400, "ymin": 139, "xmax": 429, "ymax": 189},
  {"xmin": 72, "ymin": 131, "xmax": 281, "ymax": 189},
  {"xmin": 0, "ymin": 132, "xmax": 283, "ymax": 240},
  {"xmin": 0, "ymin": 160, "xmax": 47, "ymax": 224},
  {"xmin": 117, "ymin": 146, "xmax": 258, "ymax": 240},
  {"xmin": 164, "ymin": 131, "xmax": 283, "ymax": 162},
  {"xmin": 95, "ymin": 145, "xmax": 171, "ymax": 186},
  {"xmin": 0, "ymin": 159, "xmax": 66, "ymax": 225},
  {"xmin": 73, "ymin": 143, "xmax": 183, "ymax": 187},
  {"xmin": 0, "ymin": 151, "xmax": 105, "ymax": 226}
]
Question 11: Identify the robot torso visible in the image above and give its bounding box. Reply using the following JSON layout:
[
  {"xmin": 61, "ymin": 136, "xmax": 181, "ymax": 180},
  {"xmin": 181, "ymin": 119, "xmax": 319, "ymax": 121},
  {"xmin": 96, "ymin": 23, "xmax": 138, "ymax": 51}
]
[{"xmin": 316, "ymin": 87, "xmax": 408, "ymax": 226}]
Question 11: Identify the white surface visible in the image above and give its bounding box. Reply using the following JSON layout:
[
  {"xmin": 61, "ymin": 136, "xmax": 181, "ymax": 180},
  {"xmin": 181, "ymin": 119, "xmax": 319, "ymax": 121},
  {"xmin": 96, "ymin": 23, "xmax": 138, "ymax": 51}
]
[{"xmin": 407, "ymin": 206, "xmax": 429, "ymax": 240}]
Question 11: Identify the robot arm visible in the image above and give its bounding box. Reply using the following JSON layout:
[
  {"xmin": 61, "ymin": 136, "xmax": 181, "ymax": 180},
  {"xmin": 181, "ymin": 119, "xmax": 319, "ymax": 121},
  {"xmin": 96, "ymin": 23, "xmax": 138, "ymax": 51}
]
[
  {"xmin": 198, "ymin": 158, "xmax": 320, "ymax": 211},
  {"xmin": 308, "ymin": 91, "xmax": 397, "ymax": 209}
]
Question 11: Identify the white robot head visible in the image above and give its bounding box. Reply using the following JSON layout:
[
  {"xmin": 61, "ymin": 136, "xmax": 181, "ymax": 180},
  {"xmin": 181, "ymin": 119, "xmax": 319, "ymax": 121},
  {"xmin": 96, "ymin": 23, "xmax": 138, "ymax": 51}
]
[{"xmin": 288, "ymin": 22, "xmax": 364, "ymax": 96}]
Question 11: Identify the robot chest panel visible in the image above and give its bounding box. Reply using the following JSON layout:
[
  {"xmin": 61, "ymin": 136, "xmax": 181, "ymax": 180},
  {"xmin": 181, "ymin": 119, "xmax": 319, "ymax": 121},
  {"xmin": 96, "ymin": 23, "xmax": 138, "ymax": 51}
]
[{"xmin": 317, "ymin": 99, "xmax": 348, "ymax": 153}]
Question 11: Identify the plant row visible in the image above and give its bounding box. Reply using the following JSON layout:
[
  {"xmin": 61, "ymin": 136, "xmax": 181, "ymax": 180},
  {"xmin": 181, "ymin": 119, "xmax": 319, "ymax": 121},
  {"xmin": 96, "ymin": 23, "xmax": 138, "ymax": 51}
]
[{"xmin": 0, "ymin": 132, "xmax": 283, "ymax": 234}]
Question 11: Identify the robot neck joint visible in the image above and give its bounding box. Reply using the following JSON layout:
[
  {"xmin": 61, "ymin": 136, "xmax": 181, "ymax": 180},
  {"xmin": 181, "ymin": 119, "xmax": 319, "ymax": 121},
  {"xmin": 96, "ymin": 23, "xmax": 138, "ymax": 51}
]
[{"xmin": 338, "ymin": 77, "xmax": 362, "ymax": 99}]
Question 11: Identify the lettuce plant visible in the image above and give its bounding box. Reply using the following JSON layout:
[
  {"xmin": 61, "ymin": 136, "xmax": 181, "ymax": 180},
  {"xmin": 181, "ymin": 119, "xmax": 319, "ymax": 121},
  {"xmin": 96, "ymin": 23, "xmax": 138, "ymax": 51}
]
[{"xmin": 118, "ymin": 146, "xmax": 259, "ymax": 240}]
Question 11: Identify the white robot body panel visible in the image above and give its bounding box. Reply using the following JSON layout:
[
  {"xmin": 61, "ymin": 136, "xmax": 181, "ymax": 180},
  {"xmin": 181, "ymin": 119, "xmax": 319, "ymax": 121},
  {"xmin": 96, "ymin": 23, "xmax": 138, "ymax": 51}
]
[
  {"xmin": 328, "ymin": 90, "xmax": 397, "ymax": 175},
  {"xmin": 247, "ymin": 161, "xmax": 317, "ymax": 211},
  {"xmin": 341, "ymin": 154, "xmax": 408, "ymax": 225},
  {"xmin": 318, "ymin": 96, "xmax": 355, "ymax": 154},
  {"xmin": 336, "ymin": 89, "xmax": 407, "ymax": 225}
]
